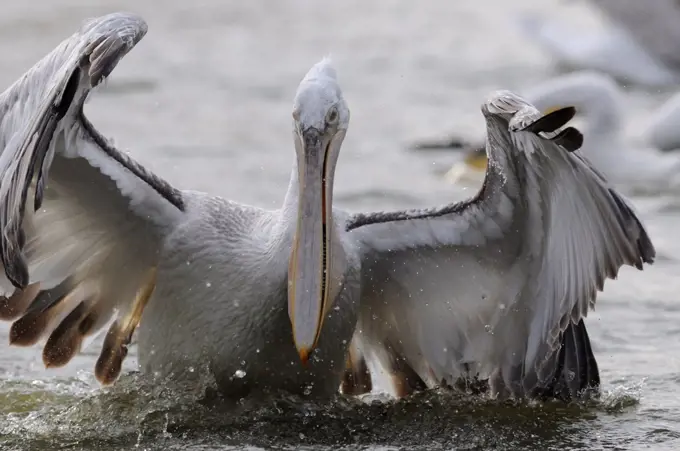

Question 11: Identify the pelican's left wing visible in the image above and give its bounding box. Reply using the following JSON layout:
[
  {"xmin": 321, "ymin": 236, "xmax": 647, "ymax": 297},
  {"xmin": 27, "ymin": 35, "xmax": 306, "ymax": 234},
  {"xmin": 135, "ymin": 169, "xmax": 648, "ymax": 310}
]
[
  {"xmin": 0, "ymin": 13, "xmax": 186, "ymax": 384},
  {"xmin": 346, "ymin": 93, "xmax": 654, "ymax": 400}
]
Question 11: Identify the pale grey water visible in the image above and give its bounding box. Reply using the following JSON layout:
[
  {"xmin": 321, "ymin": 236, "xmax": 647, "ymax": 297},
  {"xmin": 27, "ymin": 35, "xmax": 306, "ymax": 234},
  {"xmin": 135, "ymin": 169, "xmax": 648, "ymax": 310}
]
[{"xmin": 0, "ymin": 1, "xmax": 680, "ymax": 450}]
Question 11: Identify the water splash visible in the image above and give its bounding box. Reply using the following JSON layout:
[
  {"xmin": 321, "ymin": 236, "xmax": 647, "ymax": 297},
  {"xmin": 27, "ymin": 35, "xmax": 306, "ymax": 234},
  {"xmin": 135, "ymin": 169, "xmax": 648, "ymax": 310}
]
[{"xmin": 0, "ymin": 374, "xmax": 649, "ymax": 451}]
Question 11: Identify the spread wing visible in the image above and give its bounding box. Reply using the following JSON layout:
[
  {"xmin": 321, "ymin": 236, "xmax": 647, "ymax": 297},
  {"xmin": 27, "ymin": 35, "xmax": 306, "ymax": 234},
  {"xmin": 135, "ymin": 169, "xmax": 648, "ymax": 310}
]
[
  {"xmin": 0, "ymin": 12, "xmax": 185, "ymax": 384},
  {"xmin": 347, "ymin": 92, "xmax": 654, "ymax": 399}
]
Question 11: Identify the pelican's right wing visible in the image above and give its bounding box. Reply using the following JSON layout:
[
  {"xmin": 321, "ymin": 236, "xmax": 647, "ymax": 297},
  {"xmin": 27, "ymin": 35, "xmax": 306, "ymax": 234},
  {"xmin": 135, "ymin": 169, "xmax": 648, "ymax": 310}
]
[
  {"xmin": 0, "ymin": 13, "xmax": 186, "ymax": 384},
  {"xmin": 346, "ymin": 93, "xmax": 654, "ymax": 400}
]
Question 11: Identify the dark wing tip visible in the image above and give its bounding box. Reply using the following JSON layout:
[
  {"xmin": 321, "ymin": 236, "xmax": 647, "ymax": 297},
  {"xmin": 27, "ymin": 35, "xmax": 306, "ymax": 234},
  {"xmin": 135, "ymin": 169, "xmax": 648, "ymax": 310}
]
[
  {"xmin": 0, "ymin": 284, "xmax": 40, "ymax": 320},
  {"xmin": 2, "ymin": 249, "xmax": 29, "ymax": 289},
  {"xmin": 8, "ymin": 286, "xmax": 69, "ymax": 346},
  {"xmin": 521, "ymin": 106, "xmax": 577, "ymax": 134},
  {"xmin": 4, "ymin": 282, "xmax": 104, "ymax": 370},
  {"xmin": 94, "ymin": 320, "xmax": 130, "ymax": 385},
  {"xmin": 42, "ymin": 302, "xmax": 88, "ymax": 368},
  {"xmin": 9, "ymin": 307, "xmax": 53, "ymax": 347},
  {"xmin": 634, "ymin": 219, "xmax": 656, "ymax": 267},
  {"xmin": 532, "ymin": 319, "xmax": 601, "ymax": 402},
  {"xmin": 607, "ymin": 188, "xmax": 657, "ymax": 268},
  {"xmin": 512, "ymin": 106, "xmax": 583, "ymax": 152},
  {"xmin": 550, "ymin": 127, "xmax": 584, "ymax": 152}
]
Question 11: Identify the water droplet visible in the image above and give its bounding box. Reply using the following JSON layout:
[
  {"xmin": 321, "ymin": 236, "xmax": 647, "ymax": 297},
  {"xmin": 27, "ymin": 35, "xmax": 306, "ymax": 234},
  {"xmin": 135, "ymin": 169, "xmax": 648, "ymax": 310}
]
[
  {"xmin": 256, "ymin": 349, "xmax": 260, "ymax": 354},
  {"xmin": 233, "ymin": 299, "xmax": 240, "ymax": 307},
  {"xmin": 484, "ymin": 324, "xmax": 494, "ymax": 334},
  {"xmin": 163, "ymin": 413, "xmax": 172, "ymax": 438},
  {"xmin": 498, "ymin": 303, "xmax": 506, "ymax": 310},
  {"xmin": 233, "ymin": 369, "xmax": 246, "ymax": 379},
  {"xmin": 299, "ymin": 433, "xmax": 306, "ymax": 439},
  {"xmin": 188, "ymin": 366, "xmax": 195, "ymax": 373},
  {"xmin": 341, "ymin": 339, "xmax": 347, "ymax": 345},
  {"xmin": 206, "ymin": 282, "xmax": 212, "ymax": 288},
  {"xmin": 333, "ymin": 305, "xmax": 340, "ymax": 311},
  {"xmin": 240, "ymin": 360, "xmax": 246, "ymax": 366}
]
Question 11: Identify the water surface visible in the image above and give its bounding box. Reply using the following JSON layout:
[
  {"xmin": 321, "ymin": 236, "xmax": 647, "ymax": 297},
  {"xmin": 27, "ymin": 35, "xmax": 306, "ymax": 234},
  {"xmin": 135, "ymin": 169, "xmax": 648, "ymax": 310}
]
[{"xmin": 0, "ymin": 1, "xmax": 679, "ymax": 449}]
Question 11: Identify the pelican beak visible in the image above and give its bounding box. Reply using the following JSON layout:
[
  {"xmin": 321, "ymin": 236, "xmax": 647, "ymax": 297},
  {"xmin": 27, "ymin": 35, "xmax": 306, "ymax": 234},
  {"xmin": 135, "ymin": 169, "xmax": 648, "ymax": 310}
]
[{"xmin": 288, "ymin": 127, "xmax": 341, "ymax": 363}]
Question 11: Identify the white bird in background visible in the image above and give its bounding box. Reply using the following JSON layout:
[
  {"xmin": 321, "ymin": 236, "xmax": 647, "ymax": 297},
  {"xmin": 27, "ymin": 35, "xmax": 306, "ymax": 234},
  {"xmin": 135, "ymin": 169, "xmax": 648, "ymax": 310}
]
[
  {"xmin": 420, "ymin": 71, "xmax": 680, "ymax": 194},
  {"xmin": 0, "ymin": 13, "xmax": 654, "ymax": 404},
  {"xmin": 515, "ymin": 0, "xmax": 680, "ymax": 88},
  {"xmin": 643, "ymin": 90, "xmax": 680, "ymax": 152}
]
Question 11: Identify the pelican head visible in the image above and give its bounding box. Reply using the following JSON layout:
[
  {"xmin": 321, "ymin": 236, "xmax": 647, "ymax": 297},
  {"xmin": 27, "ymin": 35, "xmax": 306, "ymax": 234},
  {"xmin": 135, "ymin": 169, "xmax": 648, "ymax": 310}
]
[{"xmin": 288, "ymin": 57, "xmax": 350, "ymax": 363}]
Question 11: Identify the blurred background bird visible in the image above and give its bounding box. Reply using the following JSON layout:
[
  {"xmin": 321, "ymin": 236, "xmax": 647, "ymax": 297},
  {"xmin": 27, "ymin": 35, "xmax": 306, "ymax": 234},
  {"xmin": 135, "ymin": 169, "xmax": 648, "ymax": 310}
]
[{"xmin": 410, "ymin": 0, "xmax": 680, "ymax": 200}]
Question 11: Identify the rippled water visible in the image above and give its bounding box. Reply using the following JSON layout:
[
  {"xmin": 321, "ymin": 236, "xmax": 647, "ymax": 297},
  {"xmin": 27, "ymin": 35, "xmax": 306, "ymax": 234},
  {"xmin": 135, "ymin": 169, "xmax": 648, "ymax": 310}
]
[{"xmin": 1, "ymin": 0, "xmax": 680, "ymax": 450}]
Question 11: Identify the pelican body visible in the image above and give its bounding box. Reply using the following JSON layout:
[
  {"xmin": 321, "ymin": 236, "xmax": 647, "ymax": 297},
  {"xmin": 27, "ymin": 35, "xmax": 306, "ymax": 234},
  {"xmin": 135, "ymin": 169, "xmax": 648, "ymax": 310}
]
[
  {"xmin": 138, "ymin": 194, "xmax": 361, "ymax": 397},
  {"xmin": 0, "ymin": 13, "xmax": 655, "ymax": 403}
]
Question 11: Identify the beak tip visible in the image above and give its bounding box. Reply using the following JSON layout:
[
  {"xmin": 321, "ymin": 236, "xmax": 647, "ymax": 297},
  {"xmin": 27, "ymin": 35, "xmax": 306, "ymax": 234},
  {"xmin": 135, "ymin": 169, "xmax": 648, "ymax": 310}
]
[{"xmin": 298, "ymin": 348, "xmax": 311, "ymax": 365}]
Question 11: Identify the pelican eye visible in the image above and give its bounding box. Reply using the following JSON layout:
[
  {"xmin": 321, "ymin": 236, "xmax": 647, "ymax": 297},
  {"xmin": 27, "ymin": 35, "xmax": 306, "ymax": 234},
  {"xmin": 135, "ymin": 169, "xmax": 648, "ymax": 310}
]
[{"xmin": 326, "ymin": 107, "xmax": 339, "ymax": 126}]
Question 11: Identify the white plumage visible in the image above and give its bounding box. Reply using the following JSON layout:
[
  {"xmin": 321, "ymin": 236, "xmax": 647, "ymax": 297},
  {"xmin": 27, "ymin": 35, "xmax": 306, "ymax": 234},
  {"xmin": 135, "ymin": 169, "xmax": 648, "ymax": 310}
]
[
  {"xmin": 349, "ymin": 96, "xmax": 654, "ymax": 398},
  {"xmin": 0, "ymin": 13, "xmax": 655, "ymax": 403},
  {"xmin": 516, "ymin": 0, "xmax": 680, "ymax": 87}
]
